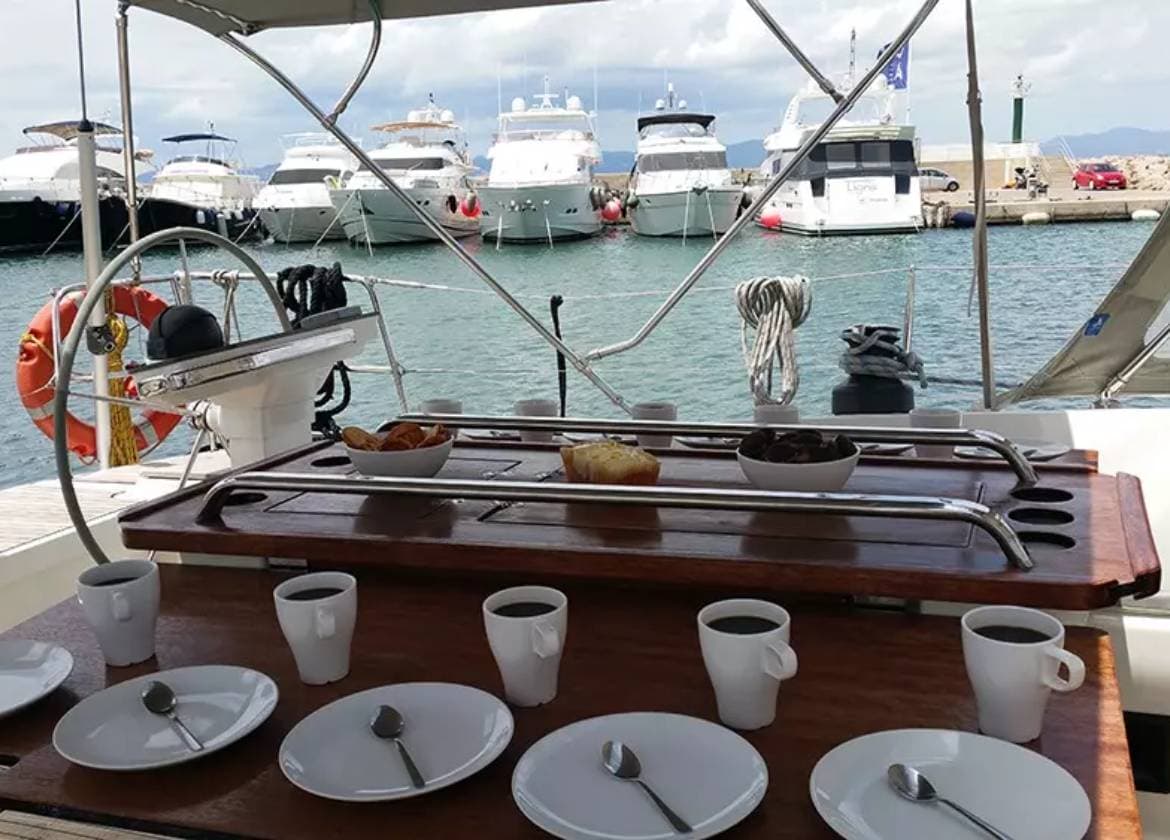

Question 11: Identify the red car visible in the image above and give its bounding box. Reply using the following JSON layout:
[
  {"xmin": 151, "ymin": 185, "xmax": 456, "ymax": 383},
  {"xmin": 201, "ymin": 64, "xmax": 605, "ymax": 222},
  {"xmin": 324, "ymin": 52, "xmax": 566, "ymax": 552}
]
[{"xmin": 1073, "ymin": 162, "xmax": 1128, "ymax": 190}]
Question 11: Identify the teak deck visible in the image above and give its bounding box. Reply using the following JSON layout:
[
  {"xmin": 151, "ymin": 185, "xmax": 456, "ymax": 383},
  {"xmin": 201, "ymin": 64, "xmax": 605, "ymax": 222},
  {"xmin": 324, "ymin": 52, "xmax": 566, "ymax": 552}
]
[
  {"xmin": 0, "ymin": 565, "xmax": 1140, "ymax": 839},
  {"xmin": 118, "ymin": 440, "xmax": 1160, "ymax": 610}
]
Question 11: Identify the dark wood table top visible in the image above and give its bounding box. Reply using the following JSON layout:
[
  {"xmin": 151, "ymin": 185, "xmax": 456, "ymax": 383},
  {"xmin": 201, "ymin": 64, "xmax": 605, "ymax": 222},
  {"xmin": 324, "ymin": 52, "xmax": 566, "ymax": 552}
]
[
  {"xmin": 118, "ymin": 440, "xmax": 1161, "ymax": 610},
  {"xmin": 0, "ymin": 565, "xmax": 1139, "ymax": 839}
]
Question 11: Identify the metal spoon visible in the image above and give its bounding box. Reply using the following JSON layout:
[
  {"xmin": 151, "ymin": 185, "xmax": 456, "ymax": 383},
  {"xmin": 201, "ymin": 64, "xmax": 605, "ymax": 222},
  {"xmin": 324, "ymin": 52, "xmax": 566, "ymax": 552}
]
[
  {"xmin": 140, "ymin": 680, "xmax": 203, "ymax": 752},
  {"xmin": 370, "ymin": 705, "xmax": 425, "ymax": 789},
  {"xmin": 887, "ymin": 763, "xmax": 1015, "ymax": 840},
  {"xmin": 602, "ymin": 740, "xmax": 692, "ymax": 834}
]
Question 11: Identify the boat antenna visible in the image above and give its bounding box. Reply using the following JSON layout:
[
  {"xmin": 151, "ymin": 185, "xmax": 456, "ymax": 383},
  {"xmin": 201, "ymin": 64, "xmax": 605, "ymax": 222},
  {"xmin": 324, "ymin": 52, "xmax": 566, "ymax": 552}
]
[
  {"xmin": 497, "ymin": 64, "xmax": 503, "ymax": 115},
  {"xmin": 72, "ymin": 0, "xmax": 89, "ymax": 121},
  {"xmin": 593, "ymin": 63, "xmax": 599, "ymax": 115}
]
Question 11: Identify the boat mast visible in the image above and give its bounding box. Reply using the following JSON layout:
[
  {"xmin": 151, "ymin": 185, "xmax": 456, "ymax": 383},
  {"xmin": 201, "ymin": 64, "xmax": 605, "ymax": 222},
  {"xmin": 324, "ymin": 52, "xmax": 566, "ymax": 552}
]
[
  {"xmin": 74, "ymin": 0, "xmax": 112, "ymax": 468},
  {"xmin": 964, "ymin": 0, "xmax": 994, "ymax": 409},
  {"xmin": 115, "ymin": 2, "xmax": 141, "ymax": 260}
]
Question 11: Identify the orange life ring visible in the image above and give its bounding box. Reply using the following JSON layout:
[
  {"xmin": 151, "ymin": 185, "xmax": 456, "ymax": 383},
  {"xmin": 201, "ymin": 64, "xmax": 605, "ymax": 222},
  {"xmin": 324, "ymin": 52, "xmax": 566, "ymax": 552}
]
[{"xmin": 16, "ymin": 286, "xmax": 182, "ymax": 460}]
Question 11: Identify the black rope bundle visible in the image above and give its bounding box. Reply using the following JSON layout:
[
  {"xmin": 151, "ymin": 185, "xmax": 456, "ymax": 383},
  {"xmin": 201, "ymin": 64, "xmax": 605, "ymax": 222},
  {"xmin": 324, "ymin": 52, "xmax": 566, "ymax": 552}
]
[{"xmin": 275, "ymin": 262, "xmax": 352, "ymax": 439}]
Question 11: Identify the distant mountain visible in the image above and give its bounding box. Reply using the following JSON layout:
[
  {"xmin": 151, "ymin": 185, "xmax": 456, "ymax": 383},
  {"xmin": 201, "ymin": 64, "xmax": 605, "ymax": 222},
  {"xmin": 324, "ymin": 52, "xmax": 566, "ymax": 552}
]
[
  {"xmin": 1042, "ymin": 127, "xmax": 1170, "ymax": 158},
  {"xmin": 244, "ymin": 163, "xmax": 278, "ymax": 182},
  {"xmin": 473, "ymin": 139, "xmax": 763, "ymax": 175}
]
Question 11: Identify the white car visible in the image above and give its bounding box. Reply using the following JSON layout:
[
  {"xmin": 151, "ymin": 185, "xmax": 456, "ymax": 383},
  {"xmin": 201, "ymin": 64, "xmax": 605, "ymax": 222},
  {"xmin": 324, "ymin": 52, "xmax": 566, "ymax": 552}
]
[{"xmin": 919, "ymin": 167, "xmax": 960, "ymax": 192}]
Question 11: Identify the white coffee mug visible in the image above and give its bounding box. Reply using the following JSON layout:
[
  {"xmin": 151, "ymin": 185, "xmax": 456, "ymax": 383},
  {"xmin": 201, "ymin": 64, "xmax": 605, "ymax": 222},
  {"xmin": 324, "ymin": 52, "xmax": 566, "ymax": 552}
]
[
  {"xmin": 911, "ymin": 407, "xmax": 962, "ymax": 459},
  {"xmin": 962, "ymin": 605, "xmax": 1085, "ymax": 743},
  {"xmin": 753, "ymin": 404, "xmax": 799, "ymax": 426},
  {"xmin": 483, "ymin": 585, "xmax": 567, "ymax": 707},
  {"xmin": 698, "ymin": 599, "xmax": 798, "ymax": 730},
  {"xmin": 632, "ymin": 401, "xmax": 677, "ymax": 449},
  {"xmin": 274, "ymin": 572, "xmax": 357, "ymax": 685},
  {"xmin": 420, "ymin": 398, "xmax": 463, "ymax": 416},
  {"xmin": 514, "ymin": 399, "xmax": 558, "ymax": 443},
  {"xmin": 77, "ymin": 560, "xmax": 160, "ymax": 667}
]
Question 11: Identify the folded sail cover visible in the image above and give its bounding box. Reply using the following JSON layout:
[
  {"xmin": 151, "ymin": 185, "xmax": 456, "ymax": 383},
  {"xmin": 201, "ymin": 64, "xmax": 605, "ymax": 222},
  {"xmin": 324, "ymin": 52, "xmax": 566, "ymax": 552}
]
[
  {"xmin": 1000, "ymin": 211, "xmax": 1170, "ymax": 404},
  {"xmin": 128, "ymin": 0, "xmax": 602, "ymax": 35}
]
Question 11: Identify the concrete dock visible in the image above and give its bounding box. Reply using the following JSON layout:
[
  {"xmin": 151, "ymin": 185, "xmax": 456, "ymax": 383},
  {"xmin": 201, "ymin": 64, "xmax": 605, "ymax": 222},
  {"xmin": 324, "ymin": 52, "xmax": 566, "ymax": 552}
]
[{"xmin": 925, "ymin": 187, "xmax": 1168, "ymax": 226}]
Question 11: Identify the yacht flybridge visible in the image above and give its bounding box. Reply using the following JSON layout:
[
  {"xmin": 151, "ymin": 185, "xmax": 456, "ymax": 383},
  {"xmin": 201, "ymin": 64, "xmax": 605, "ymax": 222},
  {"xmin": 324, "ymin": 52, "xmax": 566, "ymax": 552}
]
[
  {"xmin": 0, "ymin": 121, "xmax": 130, "ymax": 251},
  {"xmin": 5, "ymin": 1, "xmax": 1170, "ymax": 838},
  {"xmin": 757, "ymin": 78, "xmax": 922, "ymax": 236},
  {"xmin": 627, "ymin": 85, "xmax": 745, "ymax": 238},
  {"xmin": 143, "ymin": 131, "xmax": 260, "ymax": 240},
  {"xmin": 480, "ymin": 77, "xmax": 603, "ymax": 243},
  {"xmin": 328, "ymin": 99, "xmax": 478, "ymax": 245},
  {"xmin": 254, "ymin": 133, "xmax": 355, "ymax": 244}
]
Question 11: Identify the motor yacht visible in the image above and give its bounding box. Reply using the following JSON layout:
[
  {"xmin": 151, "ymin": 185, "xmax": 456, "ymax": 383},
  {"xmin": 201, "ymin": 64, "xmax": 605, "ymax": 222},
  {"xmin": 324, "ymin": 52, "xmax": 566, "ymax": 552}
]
[
  {"xmin": 0, "ymin": 121, "xmax": 130, "ymax": 251},
  {"xmin": 626, "ymin": 85, "xmax": 745, "ymax": 238},
  {"xmin": 479, "ymin": 77, "xmax": 603, "ymax": 243},
  {"xmin": 142, "ymin": 131, "xmax": 261, "ymax": 240},
  {"xmin": 756, "ymin": 77, "xmax": 921, "ymax": 235},
  {"xmin": 254, "ymin": 133, "xmax": 355, "ymax": 244},
  {"xmin": 328, "ymin": 99, "xmax": 477, "ymax": 245}
]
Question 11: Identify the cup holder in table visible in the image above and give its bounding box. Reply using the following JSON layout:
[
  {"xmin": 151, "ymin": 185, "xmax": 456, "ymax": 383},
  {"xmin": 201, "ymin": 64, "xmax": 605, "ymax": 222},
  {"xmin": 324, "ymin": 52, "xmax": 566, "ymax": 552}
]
[
  {"xmin": 1009, "ymin": 508, "xmax": 1075, "ymax": 526},
  {"xmin": 310, "ymin": 455, "xmax": 352, "ymax": 469},
  {"xmin": 1017, "ymin": 531, "xmax": 1077, "ymax": 550},
  {"xmin": 1010, "ymin": 487, "xmax": 1074, "ymax": 504},
  {"xmin": 223, "ymin": 491, "xmax": 269, "ymax": 507}
]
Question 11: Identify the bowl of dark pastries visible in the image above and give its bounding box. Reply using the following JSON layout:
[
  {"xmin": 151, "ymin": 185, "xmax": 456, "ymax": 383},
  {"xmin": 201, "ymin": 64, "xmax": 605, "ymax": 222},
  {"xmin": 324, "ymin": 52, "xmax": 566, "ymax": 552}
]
[{"xmin": 736, "ymin": 429, "xmax": 860, "ymax": 492}]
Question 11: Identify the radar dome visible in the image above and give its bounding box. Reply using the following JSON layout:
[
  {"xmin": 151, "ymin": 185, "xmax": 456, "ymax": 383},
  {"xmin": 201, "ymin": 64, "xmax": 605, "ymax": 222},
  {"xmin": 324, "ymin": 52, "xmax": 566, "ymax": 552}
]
[
  {"xmin": 440, "ymin": 109, "xmax": 456, "ymax": 124},
  {"xmin": 406, "ymin": 110, "xmax": 422, "ymax": 123},
  {"xmin": 654, "ymin": 98, "xmax": 666, "ymax": 111},
  {"xmin": 678, "ymin": 100, "xmax": 688, "ymax": 110},
  {"xmin": 566, "ymin": 95, "xmax": 583, "ymax": 111},
  {"xmin": 511, "ymin": 97, "xmax": 527, "ymax": 112}
]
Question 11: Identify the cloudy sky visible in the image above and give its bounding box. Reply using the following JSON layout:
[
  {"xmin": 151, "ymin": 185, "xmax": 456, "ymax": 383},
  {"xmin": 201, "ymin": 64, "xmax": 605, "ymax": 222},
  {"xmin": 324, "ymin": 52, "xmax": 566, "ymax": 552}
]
[{"xmin": 3, "ymin": 0, "xmax": 1169, "ymax": 167}]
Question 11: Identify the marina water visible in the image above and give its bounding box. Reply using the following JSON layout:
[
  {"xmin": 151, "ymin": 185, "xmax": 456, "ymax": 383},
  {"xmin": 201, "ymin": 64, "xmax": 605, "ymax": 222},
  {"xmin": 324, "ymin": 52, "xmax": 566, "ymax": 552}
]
[{"xmin": 1, "ymin": 221, "xmax": 1156, "ymax": 490}]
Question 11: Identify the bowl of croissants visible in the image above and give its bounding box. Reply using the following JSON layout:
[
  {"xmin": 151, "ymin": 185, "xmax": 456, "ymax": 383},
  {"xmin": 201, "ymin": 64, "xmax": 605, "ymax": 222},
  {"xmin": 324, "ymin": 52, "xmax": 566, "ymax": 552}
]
[{"xmin": 342, "ymin": 422, "xmax": 454, "ymax": 478}]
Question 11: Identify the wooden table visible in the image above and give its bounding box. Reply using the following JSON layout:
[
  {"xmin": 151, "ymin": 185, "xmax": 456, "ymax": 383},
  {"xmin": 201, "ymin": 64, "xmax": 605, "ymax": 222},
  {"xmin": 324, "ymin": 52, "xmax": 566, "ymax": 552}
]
[
  {"xmin": 119, "ymin": 440, "xmax": 1161, "ymax": 610},
  {"xmin": 0, "ymin": 565, "xmax": 1140, "ymax": 839}
]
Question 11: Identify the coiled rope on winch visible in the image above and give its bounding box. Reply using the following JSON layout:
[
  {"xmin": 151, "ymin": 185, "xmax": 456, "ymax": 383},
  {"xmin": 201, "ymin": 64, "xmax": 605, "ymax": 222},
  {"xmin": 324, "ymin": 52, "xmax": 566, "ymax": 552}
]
[
  {"xmin": 838, "ymin": 324, "xmax": 927, "ymax": 386},
  {"xmin": 275, "ymin": 263, "xmax": 352, "ymax": 439},
  {"xmin": 735, "ymin": 276, "xmax": 812, "ymax": 405}
]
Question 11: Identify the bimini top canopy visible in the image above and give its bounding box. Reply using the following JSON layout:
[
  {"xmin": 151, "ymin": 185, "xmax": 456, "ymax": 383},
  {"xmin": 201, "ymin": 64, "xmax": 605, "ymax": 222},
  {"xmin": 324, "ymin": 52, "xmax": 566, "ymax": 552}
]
[
  {"xmin": 127, "ymin": 0, "xmax": 604, "ymax": 36},
  {"xmin": 163, "ymin": 132, "xmax": 236, "ymax": 143},
  {"xmin": 636, "ymin": 113, "xmax": 716, "ymax": 134},
  {"xmin": 23, "ymin": 121, "xmax": 122, "ymax": 141}
]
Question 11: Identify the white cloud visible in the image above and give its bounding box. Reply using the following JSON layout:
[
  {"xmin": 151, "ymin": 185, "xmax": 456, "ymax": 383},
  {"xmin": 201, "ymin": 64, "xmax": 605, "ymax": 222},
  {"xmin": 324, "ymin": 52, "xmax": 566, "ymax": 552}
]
[{"xmin": 2, "ymin": 0, "xmax": 1169, "ymax": 167}]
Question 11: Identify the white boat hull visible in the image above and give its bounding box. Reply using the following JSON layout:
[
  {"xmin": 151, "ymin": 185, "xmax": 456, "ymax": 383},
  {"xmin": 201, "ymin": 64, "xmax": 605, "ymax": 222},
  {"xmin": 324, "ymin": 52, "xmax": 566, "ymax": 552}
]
[
  {"xmin": 629, "ymin": 187, "xmax": 743, "ymax": 237},
  {"xmin": 330, "ymin": 186, "xmax": 479, "ymax": 245},
  {"xmin": 257, "ymin": 205, "xmax": 345, "ymax": 243},
  {"xmin": 479, "ymin": 183, "xmax": 602, "ymax": 242},
  {"xmin": 757, "ymin": 177, "xmax": 922, "ymax": 236}
]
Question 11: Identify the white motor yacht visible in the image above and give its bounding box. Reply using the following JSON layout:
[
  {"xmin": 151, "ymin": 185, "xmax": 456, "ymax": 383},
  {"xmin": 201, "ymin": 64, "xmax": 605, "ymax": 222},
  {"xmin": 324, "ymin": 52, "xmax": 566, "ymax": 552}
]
[
  {"xmin": 255, "ymin": 133, "xmax": 355, "ymax": 244},
  {"xmin": 627, "ymin": 85, "xmax": 744, "ymax": 238},
  {"xmin": 143, "ymin": 131, "xmax": 261, "ymax": 240},
  {"xmin": 0, "ymin": 121, "xmax": 130, "ymax": 251},
  {"xmin": 479, "ymin": 77, "xmax": 603, "ymax": 243},
  {"xmin": 328, "ymin": 99, "xmax": 477, "ymax": 246},
  {"xmin": 757, "ymin": 77, "xmax": 921, "ymax": 236}
]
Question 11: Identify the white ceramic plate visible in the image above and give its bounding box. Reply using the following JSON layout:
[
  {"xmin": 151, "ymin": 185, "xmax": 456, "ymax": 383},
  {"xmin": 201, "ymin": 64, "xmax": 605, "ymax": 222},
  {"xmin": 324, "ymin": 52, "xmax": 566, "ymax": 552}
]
[
  {"xmin": 53, "ymin": 665, "xmax": 278, "ymax": 771},
  {"xmin": 280, "ymin": 682, "xmax": 513, "ymax": 801},
  {"xmin": 513, "ymin": 712, "xmax": 768, "ymax": 840},
  {"xmin": 954, "ymin": 441, "xmax": 1072, "ymax": 462},
  {"xmin": 810, "ymin": 729, "xmax": 1091, "ymax": 840},
  {"xmin": 0, "ymin": 640, "xmax": 73, "ymax": 718}
]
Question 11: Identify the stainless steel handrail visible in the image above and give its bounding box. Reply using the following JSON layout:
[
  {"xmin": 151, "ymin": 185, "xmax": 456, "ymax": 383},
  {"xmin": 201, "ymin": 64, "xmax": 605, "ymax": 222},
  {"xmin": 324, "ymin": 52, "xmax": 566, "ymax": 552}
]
[
  {"xmin": 397, "ymin": 414, "xmax": 1041, "ymax": 489},
  {"xmin": 193, "ymin": 472, "xmax": 1033, "ymax": 571}
]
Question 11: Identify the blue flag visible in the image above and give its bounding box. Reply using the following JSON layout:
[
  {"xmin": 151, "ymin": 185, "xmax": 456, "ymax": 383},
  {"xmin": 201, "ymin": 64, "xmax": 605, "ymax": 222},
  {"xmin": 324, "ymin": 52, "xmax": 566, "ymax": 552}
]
[{"xmin": 879, "ymin": 43, "xmax": 910, "ymax": 90}]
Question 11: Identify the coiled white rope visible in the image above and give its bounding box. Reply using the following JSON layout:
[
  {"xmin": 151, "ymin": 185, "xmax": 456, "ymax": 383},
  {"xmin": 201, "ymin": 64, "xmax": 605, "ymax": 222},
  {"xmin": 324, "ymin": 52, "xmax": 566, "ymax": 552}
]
[
  {"xmin": 838, "ymin": 324, "xmax": 927, "ymax": 386},
  {"xmin": 735, "ymin": 276, "xmax": 812, "ymax": 405}
]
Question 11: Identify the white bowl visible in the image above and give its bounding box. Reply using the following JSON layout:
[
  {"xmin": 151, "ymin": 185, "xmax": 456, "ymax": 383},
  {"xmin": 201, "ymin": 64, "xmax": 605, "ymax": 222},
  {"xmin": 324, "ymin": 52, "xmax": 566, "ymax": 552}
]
[
  {"xmin": 736, "ymin": 448, "xmax": 859, "ymax": 493},
  {"xmin": 345, "ymin": 437, "xmax": 454, "ymax": 478}
]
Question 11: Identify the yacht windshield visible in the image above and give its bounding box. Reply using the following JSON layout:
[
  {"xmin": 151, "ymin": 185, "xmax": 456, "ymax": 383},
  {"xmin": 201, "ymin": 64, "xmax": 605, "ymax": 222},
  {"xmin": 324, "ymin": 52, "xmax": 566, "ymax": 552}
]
[
  {"xmin": 268, "ymin": 168, "xmax": 342, "ymax": 185},
  {"xmin": 167, "ymin": 155, "xmax": 230, "ymax": 167},
  {"xmin": 361, "ymin": 157, "xmax": 446, "ymax": 172},
  {"xmin": 638, "ymin": 151, "xmax": 728, "ymax": 172},
  {"xmin": 639, "ymin": 123, "xmax": 710, "ymax": 140},
  {"xmin": 500, "ymin": 116, "xmax": 592, "ymax": 140},
  {"xmin": 773, "ymin": 139, "xmax": 916, "ymax": 179}
]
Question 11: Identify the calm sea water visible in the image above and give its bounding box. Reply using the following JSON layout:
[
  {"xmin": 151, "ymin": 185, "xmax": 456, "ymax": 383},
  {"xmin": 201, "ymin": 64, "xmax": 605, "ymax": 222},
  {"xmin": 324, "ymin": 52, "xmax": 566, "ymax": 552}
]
[{"xmin": 1, "ymin": 220, "xmax": 1155, "ymax": 489}]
